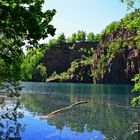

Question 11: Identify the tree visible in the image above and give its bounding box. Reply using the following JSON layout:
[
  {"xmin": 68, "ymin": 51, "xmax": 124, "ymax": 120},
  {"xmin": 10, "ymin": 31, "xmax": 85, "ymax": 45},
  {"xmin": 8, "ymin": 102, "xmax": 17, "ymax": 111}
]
[
  {"xmin": 94, "ymin": 33, "xmax": 102, "ymax": 42},
  {"xmin": 132, "ymin": 74, "xmax": 140, "ymax": 107},
  {"xmin": 76, "ymin": 31, "xmax": 86, "ymax": 42},
  {"xmin": 56, "ymin": 33, "xmax": 66, "ymax": 44},
  {"xmin": 0, "ymin": 0, "xmax": 56, "ymax": 45},
  {"xmin": 33, "ymin": 63, "xmax": 47, "ymax": 82},
  {"xmin": 0, "ymin": 36, "xmax": 24, "ymax": 83},
  {"xmin": 121, "ymin": 0, "xmax": 139, "ymax": 9},
  {"xmin": 68, "ymin": 33, "xmax": 77, "ymax": 43},
  {"xmin": 0, "ymin": 0, "xmax": 56, "ymax": 82},
  {"xmin": 120, "ymin": 0, "xmax": 140, "ymax": 106},
  {"xmin": 48, "ymin": 39, "xmax": 57, "ymax": 48},
  {"xmin": 21, "ymin": 48, "xmax": 44, "ymax": 81},
  {"xmin": 87, "ymin": 32, "xmax": 95, "ymax": 42}
]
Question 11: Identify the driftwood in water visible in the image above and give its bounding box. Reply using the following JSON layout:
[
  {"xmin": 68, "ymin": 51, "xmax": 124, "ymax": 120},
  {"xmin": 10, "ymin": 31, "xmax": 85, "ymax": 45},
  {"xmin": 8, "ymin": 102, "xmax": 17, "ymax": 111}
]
[
  {"xmin": 40, "ymin": 101, "xmax": 89, "ymax": 119},
  {"xmin": 0, "ymin": 95, "xmax": 6, "ymax": 99},
  {"xmin": 0, "ymin": 91, "xmax": 7, "ymax": 99}
]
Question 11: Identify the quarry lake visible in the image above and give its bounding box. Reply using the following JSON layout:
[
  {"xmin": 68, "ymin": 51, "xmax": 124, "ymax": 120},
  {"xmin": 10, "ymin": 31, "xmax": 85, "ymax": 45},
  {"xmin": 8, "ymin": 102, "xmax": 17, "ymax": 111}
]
[{"xmin": 1, "ymin": 82, "xmax": 140, "ymax": 140}]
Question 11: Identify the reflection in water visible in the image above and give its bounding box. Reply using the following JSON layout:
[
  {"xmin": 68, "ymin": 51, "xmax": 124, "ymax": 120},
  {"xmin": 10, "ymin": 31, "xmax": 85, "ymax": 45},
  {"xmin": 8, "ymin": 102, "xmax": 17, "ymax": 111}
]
[
  {"xmin": 0, "ymin": 100, "xmax": 25, "ymax": 140},
  {"xmin": 21, "ymin": 92, "xmax": 140, "ymax": 140},
  {"xmin": 1, "ymin": 82, "xmax": 140, "ymax": 140},
  {"xmin": 20, "ymin": 82, "xmax": 133, "ymax": 95}
]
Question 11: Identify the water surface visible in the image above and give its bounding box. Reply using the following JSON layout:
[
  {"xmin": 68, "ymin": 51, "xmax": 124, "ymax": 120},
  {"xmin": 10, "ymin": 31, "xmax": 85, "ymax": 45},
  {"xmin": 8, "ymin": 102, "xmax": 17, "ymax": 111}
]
[{"xmin": 0, "ymin": 82, "xmax": 140, "ymax": 140}]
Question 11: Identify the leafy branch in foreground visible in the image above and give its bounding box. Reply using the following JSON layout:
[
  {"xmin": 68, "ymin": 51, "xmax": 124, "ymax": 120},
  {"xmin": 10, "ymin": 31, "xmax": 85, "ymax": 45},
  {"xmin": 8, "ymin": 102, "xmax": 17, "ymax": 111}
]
[
  {"xmin": 0, "ymin": 0, "xmax": 57, "ymax": 122},
  {"xmin": 121, "ymin": 0, "xmax": 140, "ymax": 9},
  {"xmin": 0, "ymin": 0, "xmax": 56, "ymax": 86},
  {"xmin": 0, "ymin": 0, "xmax": 56, "ymax": 45},
  {"xmin": 131, "ymin": 74, "xmax": 140, "ymax": 107}
]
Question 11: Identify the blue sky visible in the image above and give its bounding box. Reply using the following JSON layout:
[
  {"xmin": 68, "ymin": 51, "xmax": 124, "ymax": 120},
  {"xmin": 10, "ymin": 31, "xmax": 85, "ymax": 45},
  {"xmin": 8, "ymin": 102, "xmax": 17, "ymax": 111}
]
[{"xmin": 42, "ymin": 0, "xmax": 138, "ymax": 40}]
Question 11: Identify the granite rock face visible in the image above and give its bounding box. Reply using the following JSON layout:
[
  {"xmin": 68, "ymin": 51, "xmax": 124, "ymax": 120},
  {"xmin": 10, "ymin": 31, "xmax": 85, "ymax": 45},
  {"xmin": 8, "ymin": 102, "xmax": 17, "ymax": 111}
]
[
  {"xmin": 92, "ymin": 29, "xmax": 140, "ymax": 84},
  {"xmin": 102, "ymin": 48, "xmax": 140, "ymax": 84},
  {"xmin": 39, "ymin": 29, "xmax": 140, "ymax": 84},
  {"xmin": 41, "ymin": 42, "xmax": 97, "ymax": 76}
]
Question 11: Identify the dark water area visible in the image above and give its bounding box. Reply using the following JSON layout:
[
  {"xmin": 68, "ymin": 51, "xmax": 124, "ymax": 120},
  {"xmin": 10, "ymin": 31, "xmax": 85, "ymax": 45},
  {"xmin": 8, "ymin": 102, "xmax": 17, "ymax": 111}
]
[{"xmin": 0, "ymin": 82, "xmax": 140, "ymax": 140}]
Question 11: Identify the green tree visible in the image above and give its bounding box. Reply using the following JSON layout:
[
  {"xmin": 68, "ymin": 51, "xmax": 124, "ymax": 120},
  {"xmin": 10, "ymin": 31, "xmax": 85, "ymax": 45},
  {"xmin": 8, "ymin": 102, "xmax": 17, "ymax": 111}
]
[
  {"xmin": 0, "ymin": 0, "xmax": 56, "ymax": 45},
  {"xmin": 132, "ymin": 74, "xmax": 140, "ymax": 107},
  {"xmin": 56, "ymin": 33, "xmax": 66, "ymax": 44},
  {"xmin": 0, "ymin": 0, "xmax": 56, "ymax": 82},
  {"xmin": 105, "ymin": 21, "xmax": 121, "ymax": 34},
  {"xmin": 76, "ymin": 31, "xmax": 86, "ymax": 42},
  {"xmin": 33, "ymin": 63, "xmax": 47, "ymax": 82},
  {"xmin": 120, "ymin": 0, "xmax": 140, "ymax": 106},
  {"xmin": 48, "ymin": 39, "xmax": 57, "ymax": 48},
  {"xmin": 21, "ymin": 48, "xmax": 44, "ymax": 81},
  {"xmin": 121, "ymin": 0, "xmax": 139, "ymax": 9},
  {"xmin": 0, "ymin": 36, "xmax": 23, "ymax": 82},
  {"xmin": 68, "ymin": 33, "xmax": 77, "ymax": 43},
  {"xmin": 94, "ymin": 33, "xmax": 102, "ymax": 42},
  {"xmin": 87, "ymin": 32, "xmax": 95, "ymax": 42}
]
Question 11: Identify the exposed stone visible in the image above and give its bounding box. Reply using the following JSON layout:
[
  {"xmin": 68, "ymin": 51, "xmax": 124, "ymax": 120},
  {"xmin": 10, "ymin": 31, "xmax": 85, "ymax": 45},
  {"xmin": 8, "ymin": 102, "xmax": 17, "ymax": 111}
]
[
  {"xmin": 39, "ymin": 29, "xmax": 140, "ymax": 84},
  {"xmin": 41, "ymin": 42, "xmax": 97, "ymax": 76},
  {"xmin": 93, "ymin": 29, "xmax": 140, "ymax": 84}
]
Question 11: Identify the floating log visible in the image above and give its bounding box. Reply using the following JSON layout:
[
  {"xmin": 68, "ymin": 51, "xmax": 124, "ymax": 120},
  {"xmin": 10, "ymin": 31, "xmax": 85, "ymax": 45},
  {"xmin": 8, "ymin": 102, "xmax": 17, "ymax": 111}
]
[
  {"xmin": 0, "ymin": 95, "xmax": 6, "ymax": 99},
  {"xmin": 40, "ymin": 100, "xmax": 89, "ymax": 119}
]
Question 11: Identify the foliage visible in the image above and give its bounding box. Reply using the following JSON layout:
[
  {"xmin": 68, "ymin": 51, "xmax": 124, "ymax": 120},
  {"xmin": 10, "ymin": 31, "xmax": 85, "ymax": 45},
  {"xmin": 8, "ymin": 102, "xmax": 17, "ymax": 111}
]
[
  {"xmin": 21, "ymin": 48, "xmax": 44, "ymax": 81},
  {"xmin": 22, "ymin": 8, "xmax": 140, "ymax": 85},
  {"xmin": 47, "ymin": 71, "xmax": 59, "ymax": 81},
  {"xmin": 68, "ymin": 33, "xmax": 77, "ymax": 43},
  {"xmin": 0, "ymin": 36, "xmax": 23, "ymax": 83},
  {"xmin": 0, "ymin": 82, "xmax": 24, "ymax": 140},
  {"xmin": 0, "ymin": 0, "xmax": 56, "ymax": 45},
  {"xmin": 76, "ymin": 31, "xmax": 86, "ymax": 42},
  {"xmin": 87, "ymin": 32, "xmax": 95, "ymax": 42},
  {"xmin": 91, "ymin": 69, "xmax": 101, "ymax": 79},
  {"xmin": 121, "ymin": 0, "xmax": 140, "ymax": 9},
  {"xmin": 68, "ymin": 60, "xmax": 79, "ymax": 73},
  {"xmin": 131, "ymin": 74, "xmax": 140, "ymax": 107},
  {"xmin": 94, "ymin": 33, "xmax": 102, "ymax": 41},
  {"xmin": 59, "ymin": 72, "xmax": 70, "ymax": 81},
  {"xmin": 132, "ymin": 74, "xmax": 140, "ymax": 92},
  {"xmin": 48, "ymin": 39, "xmax": 57, "ymax": 48},
  {"xmin": 83, "ymin": 57, "xmax": 93, "ymax": 65},
  {"xmin": 46, "ymin": 31, "xmax": 97, "ymax": 49},
  {"xmin": 33, "ymin": 63, "xmax": 47, "ymax": 82},
  {"xmin": 92, "ymin": 9, "xmax": 140, "ymax": 82},
  {"xmin": 0, "ymin": 0, "xmax": 56, "ymax": 85},
  {"xmin": 107, "ymin": 38, "xmax": 123, "ymax": 59},
  {"xmin": 55, "ymin": 33, "xmax": 66, "ymax": 44},
  {"xmin": 105, "ymin": 21, "xmax": 121, "ymax": 34}
]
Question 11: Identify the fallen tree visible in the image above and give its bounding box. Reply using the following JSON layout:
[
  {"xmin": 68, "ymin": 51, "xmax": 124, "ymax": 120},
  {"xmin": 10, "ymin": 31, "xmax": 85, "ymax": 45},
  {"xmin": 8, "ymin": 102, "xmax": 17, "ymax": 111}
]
[{"xmin": 40, "ymin": 100, "xmax": 89, "ymax": 119}]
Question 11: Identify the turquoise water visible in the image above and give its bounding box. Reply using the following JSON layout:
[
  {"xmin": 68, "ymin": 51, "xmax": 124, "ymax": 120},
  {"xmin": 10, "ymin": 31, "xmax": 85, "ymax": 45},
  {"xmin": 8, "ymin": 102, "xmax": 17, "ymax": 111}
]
[{"xmin": 0, "ymin": 82, "xmax": 140, "ymax": 140}]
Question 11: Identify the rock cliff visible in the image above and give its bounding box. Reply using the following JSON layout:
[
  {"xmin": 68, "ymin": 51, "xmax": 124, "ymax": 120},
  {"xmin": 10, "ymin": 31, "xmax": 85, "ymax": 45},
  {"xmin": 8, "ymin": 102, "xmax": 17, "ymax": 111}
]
[
  {"xmin": 41, "ymin": 42, "xmax": 97, "ymax": 76},
  {"xmin": 93, "ymin": 29, "xmax": 140, "ymax": 84},
  {"xmin": 39, "ymin": 10, "xmax": 140, "ymax": 84}
]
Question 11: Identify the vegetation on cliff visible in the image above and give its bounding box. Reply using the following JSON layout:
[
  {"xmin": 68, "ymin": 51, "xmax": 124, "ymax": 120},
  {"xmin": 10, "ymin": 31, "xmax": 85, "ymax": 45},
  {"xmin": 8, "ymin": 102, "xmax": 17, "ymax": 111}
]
[
  {"xmin": 93, "ymin": 9, "xmax": 140, "ymax": 83},
  {"xmin": 1, "ymin": 0, "xmax": 139, "ymax": 105},
  {"xmin": 132, "ymin": 74, "xmax": 140, "ymax": 107},
  {"xmin": 21, "ymin": 9, "xmax": 140, "ymax": 86},
  {"xmin": 21, "ymin": 31, "xmax": 99, "ymax": 82}
]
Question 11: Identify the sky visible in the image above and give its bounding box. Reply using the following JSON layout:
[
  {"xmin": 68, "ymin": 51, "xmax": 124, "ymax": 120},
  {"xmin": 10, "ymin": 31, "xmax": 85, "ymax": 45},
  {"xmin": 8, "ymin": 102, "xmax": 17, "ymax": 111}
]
[{"xmin": 41, "ymin": 0, "xmax": 138, "ymax": 42}]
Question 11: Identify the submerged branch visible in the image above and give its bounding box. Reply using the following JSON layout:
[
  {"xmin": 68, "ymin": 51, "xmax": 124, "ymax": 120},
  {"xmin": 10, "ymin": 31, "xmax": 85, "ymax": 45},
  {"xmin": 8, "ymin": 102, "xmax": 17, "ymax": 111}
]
[{"xmin": 40, "ymin": 100, "xmax": 90, "ymax": 119}]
